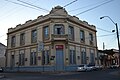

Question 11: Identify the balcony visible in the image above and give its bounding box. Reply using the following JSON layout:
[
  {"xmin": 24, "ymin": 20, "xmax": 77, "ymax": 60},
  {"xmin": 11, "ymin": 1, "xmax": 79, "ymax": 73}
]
[{"xmin": 51, "ymin": 34, "xmax": 68, "ymax": 41}]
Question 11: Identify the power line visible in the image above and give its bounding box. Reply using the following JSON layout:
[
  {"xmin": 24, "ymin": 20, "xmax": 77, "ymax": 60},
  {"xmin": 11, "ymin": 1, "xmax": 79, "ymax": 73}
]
[
  {"xmin": 4, "ymin": 0, "xmax": 41, "ymax": 11},
  {"xmin": 97, "ymin": 33, "xmax": 115, "ymax": 37},
  {"xmin": 96, "ymin": 27, "xmax": 112, "ymax": 33},
  {"xmin": 63, "ymin": 0, "xmax": 78, "ymax": 7},
  {"xmin": 0, "ymin": 0, "xmax": 31, "ymax": 21},
  {"xmin": 1, "ymin": 0, "xmax": 116, "ymax": 42},
  {"xmin": 68, "ymin": 0, "xmax": 110, "ymax": 12},
  {"xmin": 17, "ymin": 0, "xmax": 49, "ymax": 12},
  {"xmin": 75, "ymin": 0, "xmax": 114, "ymax": 16}
]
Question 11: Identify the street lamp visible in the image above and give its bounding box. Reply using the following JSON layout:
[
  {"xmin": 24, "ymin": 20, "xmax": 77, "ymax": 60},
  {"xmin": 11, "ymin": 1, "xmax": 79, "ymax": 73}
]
[{"xmin": 100, "ymin": 16, "xmax": 120, "ymax": 66}]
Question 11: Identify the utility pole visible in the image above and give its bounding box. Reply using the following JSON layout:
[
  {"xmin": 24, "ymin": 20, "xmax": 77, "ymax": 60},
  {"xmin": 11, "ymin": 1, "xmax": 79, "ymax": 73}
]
[
  {"xmin": 115, "ymin": 23, "xmax": 120, "ymax": 66},
  {"xmin": 100, "ymin": 16, "xmax": 120, "ymax": 66},
  {"xmin": 103, "ymin": 42, "xmax": 105, "ymax": 50}
]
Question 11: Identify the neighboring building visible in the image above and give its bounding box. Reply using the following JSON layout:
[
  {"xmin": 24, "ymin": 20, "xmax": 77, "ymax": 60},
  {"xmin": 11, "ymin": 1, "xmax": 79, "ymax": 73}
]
[
  {"xmin": 6, "ymin": 6, "xmax": 98, "ymax": 72},
  {"xmin": 98, "ymin": 49, "xmax": 119, "ymax": 68},
  {"xmin": 0, "ymin": 43, "xmax": 6, "ymax": 67}
]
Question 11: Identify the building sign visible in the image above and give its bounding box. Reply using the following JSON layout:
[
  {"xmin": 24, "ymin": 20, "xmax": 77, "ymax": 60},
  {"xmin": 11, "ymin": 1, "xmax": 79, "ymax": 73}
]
[{"xmin": 55, "ymin": 45, "xmax": 63, "ymax": 49}]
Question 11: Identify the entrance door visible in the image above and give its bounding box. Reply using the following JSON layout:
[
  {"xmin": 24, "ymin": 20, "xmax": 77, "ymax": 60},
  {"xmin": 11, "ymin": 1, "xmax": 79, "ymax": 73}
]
[{"xmin": 56, "ymin": 49, "xmax": 64, "ymax": 71}]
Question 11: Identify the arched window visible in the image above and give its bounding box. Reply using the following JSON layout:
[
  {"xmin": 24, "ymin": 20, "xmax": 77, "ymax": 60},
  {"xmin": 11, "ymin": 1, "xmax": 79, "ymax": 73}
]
[{"xmin": 54, "ymin": 24, "xmax": 64, "ymax": 35}]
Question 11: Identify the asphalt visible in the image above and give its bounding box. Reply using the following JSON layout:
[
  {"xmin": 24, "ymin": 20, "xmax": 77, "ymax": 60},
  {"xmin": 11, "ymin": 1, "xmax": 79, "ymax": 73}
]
[
  {"xmin": 0, "ymin": 69, "xmax": 120, "ymax": 79},
  {"xmin": 110, "ymin": 71, "xmax": 120, "ymax": 76},
  {"xmin": 0, "ymin": 74, "xmax": 5, "ymax": 79}
]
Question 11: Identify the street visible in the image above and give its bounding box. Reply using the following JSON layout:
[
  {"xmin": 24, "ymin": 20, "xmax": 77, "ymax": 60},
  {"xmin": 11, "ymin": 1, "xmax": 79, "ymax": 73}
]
[{"xmin": 0, "ymin": 68, "xmax": 120, "ymax": 80}]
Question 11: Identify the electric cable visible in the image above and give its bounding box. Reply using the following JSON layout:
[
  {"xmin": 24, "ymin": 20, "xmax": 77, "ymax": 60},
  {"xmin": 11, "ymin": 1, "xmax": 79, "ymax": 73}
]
[
  {"xmin": 4, "ymin": 0, "xmax": 43, "ymax": 11},
  {"xmin": 75, "ymin": 0, "xmax": 114, "ymax": 16},
  {"xmin": 69, "ymin": 0, "xmax": 112, "ymax": 12},
  {"xmin": 17, "ymin": 0, "xmax": 49, "ymax": 12}
]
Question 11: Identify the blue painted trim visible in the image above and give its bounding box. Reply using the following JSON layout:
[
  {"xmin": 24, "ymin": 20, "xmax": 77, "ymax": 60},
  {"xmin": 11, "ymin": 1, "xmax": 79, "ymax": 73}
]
[{"xmin": 4, "ymin": 65, "xmax": 78, "ymax": 72}]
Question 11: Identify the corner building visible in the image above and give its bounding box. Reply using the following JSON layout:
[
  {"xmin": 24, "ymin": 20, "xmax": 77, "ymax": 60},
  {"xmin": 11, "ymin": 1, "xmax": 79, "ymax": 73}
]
[{"xmin": 6, "ymin": 6, "xmax": 98, "ymax": 71}]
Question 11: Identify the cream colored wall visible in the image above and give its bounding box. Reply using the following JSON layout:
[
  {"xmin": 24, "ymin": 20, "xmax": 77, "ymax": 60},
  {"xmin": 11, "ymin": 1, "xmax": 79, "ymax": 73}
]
[
  {"xmin": 65, "ymin": 47, "xmax": 69, "ymax": 65},
  {"xmin": 25, "ymin": 47, "xmax": 30, "ymax": 66},
  {"xmin": 75, "ymin": 46, "xmax": 81, "ymax": 64},
  {"xmin": 74, "ymin": 26, "xmax": 80, "ymax": 43},
  {"xmin": 16, "ymin": 34, "xmax": 20, "ymax": 47},
  {"xmin": 50, "ymin": 46, "xmax": 54, "ymax": 65},
  {"xmin": 67, "ymin": 21, "xmax": 97, "ymax": 47},
  {"xmin": 93, "ymin": 32, "xmax": 97, "ymax": 47},
  {"xmin": 7, "ymin": 35, "xmax": 11, "ymax": 49},
  {"xmin": 7, "ymin": 18, "xmax": 97, "ymax": 67},
  {"xmin": 15, "ymin": 49, "xmax": 19, "ymax": 67},
  {"xmin": 64, "ymin": 23, "xmax": 68, "ymax": 34},
  {"xmin": 50, "ymin": 23, "xmax": 54, "ymax": 35},
  {"xmin": 37, "ymin": 26, "xmax": 43, "ymax": 42},
  {"xmin": 86, "ymin": 47, "xmax": 89, "ymax": 64},
  {"xmin": 25, "ymin": 29, "xmax": 31, "ymax": 45}
]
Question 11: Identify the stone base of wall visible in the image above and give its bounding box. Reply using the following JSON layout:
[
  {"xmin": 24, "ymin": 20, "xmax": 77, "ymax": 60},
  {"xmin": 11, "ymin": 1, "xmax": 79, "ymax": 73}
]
[{"xmin": 3, "ymin": 65, "xmax": 78, "ymax": 72}]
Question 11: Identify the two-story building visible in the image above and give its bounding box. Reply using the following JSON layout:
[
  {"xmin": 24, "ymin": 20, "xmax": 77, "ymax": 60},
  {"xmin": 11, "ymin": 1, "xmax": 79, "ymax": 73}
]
[{"xmin": 6, "ymin": 6, "xmax": 98, "ymax": 72}]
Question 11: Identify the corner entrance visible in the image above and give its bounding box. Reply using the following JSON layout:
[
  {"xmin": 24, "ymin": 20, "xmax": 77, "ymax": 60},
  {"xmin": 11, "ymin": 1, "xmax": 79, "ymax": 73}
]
[{"xmin": 55, "ymin": 45, "xmax": 64, "ymax": 71}]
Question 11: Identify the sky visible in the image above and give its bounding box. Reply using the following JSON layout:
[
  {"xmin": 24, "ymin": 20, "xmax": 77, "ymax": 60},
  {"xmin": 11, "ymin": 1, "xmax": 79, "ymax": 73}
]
[{"xmin": 0, "ymin": 0, "xmax": 120, "ymax": 50}]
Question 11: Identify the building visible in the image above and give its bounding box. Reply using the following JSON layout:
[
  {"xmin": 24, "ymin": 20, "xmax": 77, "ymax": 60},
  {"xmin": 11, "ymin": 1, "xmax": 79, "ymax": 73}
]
[
  {"xmin": 0, "ymin": 43, "xmax": 6, "ymax": 67},
  {"xmin": 98, "ymin": 49, "xmax": 119, "ymax": 68},
  {"xmin": 6, "ymin": 6, "xmax": 98, "ymax": 72}
]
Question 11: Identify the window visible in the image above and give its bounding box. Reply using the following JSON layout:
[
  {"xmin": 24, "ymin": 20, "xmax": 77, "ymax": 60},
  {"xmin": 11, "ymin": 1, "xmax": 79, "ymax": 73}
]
[
  {"xmin": 54, "ymin": 24, "xmax": 64, "ymax": 35},
  {"xmin": 30, "ymin": 51, "xmax": 37, "ymax": 65},
  {"xmin": 42, "ymin": 50, "xmax": 50, "ymax": 65},
  {"xmin": 90, "ymin": 49, "xmax": 95, "ymax": 64},
  {"xmin": 68, "ymin": 26, "xmax": 74, "ymax": 40},
  {"xmin": 69, "ymin": 50, "xmax": 76, "ymax": 64},
  {"xmin": 19, "ymin": 50, "xmax": 25, "ymax": 66},
  {"xmin": 11, "ymin": 36, "xmax": 16, "ymax": 47},
  {"xmin": 20, "ymin": 33, "xmax": 25, "ymax": 45},
  {"xmin": 80, "ymin": 30, "xmax": 85, "ymax": 42},
  {"xmin": 43, "ymin": 26, "xmax": 49, "ymax": 39},
  {"xmin": 31, "ymin": 29, "xmax": 37, "ymax": 43},
  {"xmin": 81, "ymin": 48, "xmax": 87, "ymax": 64},
  {"xmin": 89, "ymin": 33, "xmax": 93, "ymax": 41},
  {"xmin": 89, "ymin": 33, "xmax": 93, "ymax": 45}
]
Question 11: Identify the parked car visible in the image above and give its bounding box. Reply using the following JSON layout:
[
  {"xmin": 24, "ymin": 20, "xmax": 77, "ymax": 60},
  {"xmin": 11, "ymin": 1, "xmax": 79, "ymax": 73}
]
[
  {"xmin": 110, "ymin": 64, "xmax": 119, "ymax": 69},
  {"xmin": 86, "ymin": 65, "xmax": 93, "ymax": 71},
  {"xmin": 95, "ymin": 65, "xmax": 103, "ymax": 70},
  {"xmin": 77, "ymin": 64, "xmax": 93, "ymax": 72},
  {"xmin": 77, "ymin": 64, "xmax": 86, "ymax": 72},
  {"xmin": 0, "ymin": 67, "xmax": 3, "ymax": 72},
  {"xmin": 87, "ymin": 64, "xmax": 96, "ymax": 70}
]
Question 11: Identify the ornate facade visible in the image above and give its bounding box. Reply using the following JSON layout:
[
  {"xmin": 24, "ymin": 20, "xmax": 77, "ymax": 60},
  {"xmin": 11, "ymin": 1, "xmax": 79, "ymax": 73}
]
[{"xmin": 6, "ymin": 6, "xmax": 98, "ymax": 71}]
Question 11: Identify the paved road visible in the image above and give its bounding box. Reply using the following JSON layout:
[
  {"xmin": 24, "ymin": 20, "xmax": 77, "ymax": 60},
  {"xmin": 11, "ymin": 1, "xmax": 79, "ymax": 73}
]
[{"xmin": 0, "ymin": 68, "xmax": 120, "ymax": 80}]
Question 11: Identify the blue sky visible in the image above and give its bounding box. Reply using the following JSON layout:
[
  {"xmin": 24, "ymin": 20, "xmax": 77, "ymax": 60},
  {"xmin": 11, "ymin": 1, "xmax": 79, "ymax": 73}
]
[{"xmin": 0, "ymin": 0, "xmax": 120, "ymax": 50}]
